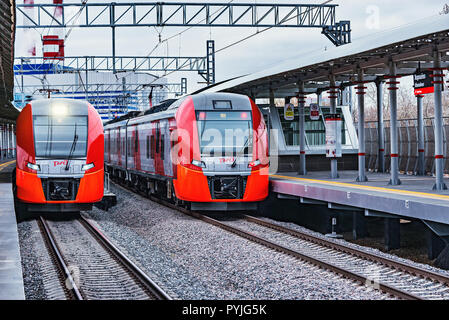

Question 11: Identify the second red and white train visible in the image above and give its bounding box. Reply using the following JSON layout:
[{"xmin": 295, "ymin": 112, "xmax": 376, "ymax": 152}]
[{"xmin": 104, "ymin": 92, "xmax": 269, "ymax": 211}]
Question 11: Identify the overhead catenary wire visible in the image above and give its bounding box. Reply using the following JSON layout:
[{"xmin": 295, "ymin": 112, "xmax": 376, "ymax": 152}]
[
  {"xmin": 22, "ymin": 1, "xmax": 337, "ymax": 107},
  {"xmin": 119, "ymin": 0, "xmax": 237, "ymax": 97},
  {"xmin": 34, "ymin": 1, "xmax": 89, "ymax": 93},
  {"xmin": 143, "ymin": 0, "xmax": 235, "ymax": 59},
  {"xmin": 143, "ymin": 0, "xmax": 335, "ymax": 89},
  {"xmin": 215, "ymin": 0, "xmax": 334, "ymax": 55}
]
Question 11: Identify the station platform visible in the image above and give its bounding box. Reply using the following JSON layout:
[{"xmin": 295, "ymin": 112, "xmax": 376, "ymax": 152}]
[
  {"xmin": 270, "ymin": 171, "xmax": 449, "ymax": 227},
  {"xmin": 0, "ymin": 160, "xmax": 25, "ymax": 300}
]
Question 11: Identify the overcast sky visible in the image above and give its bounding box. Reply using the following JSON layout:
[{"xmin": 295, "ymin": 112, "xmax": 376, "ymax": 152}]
[{"xmin": 15, "ymin": 0, "xmax": 449, "ymax": 94}]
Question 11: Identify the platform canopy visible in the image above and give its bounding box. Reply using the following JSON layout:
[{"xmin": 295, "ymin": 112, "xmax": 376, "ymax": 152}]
[
  {"xmin": 0, "ymin": 0, "xmax": 18, "ymax": 121},
  {"xmin": 203, "ymin": 14, "xmax": 449, "ymax": 98}
]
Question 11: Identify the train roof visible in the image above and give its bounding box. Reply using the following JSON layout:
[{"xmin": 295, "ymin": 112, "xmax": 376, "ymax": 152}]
[
  {"xmin": 143, "ymin": 99, "xmax": 178, "ymax": 115},
  {"xmin": 103, "ymin": 92, "xmax": 253, "ymax": 129},
  {"xmin": 103, "ymin": 111, "xmax": 143, "ymax": 125},
  {"xmin": 26, "ymin": 98, "xmax": 90, "ymax": 116}
]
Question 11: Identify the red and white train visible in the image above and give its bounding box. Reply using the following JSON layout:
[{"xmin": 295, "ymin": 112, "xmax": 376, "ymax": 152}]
[
  {"xmin": 14, "ymin": 98, "xmax": 104, "ymax": 219},
  {"xmin": 104, "ymin": 92, "xmax": 269, "ymax": 211}
]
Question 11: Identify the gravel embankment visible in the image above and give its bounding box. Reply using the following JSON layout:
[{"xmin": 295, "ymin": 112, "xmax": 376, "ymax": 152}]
[{"xmin": 85, "ymin": 183, "xmax": 392, "ymax": 300}]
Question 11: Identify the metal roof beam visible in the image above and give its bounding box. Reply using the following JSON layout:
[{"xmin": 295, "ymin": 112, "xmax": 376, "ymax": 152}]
[
  {"xmin": 15, "ymin": 2, "xmax": 351, "ymax": 46},
  {"xmin": 14, "ymin": 56, "xmax": 207, "ymax": 74},
  {"xmin": 15, "ymin": 83, "xmax": 183, "ymax": 95},
  {"xmin": 233, "ymin": 38, "xmax": 449, "ymax": 93}
]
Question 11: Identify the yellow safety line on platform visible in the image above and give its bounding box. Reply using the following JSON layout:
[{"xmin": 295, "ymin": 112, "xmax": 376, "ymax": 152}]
[
  {"xmin": 271, "ymin": 174, "xmax": 449, "ymax": 202},
  {"xmin": 0, "ymin": 160, "xmax": 15, "ymax": 171}
]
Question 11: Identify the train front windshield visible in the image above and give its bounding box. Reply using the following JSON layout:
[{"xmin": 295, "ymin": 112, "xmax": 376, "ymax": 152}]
[
  {"xmin": 196, "ymin": 111, "xmax": 252, "ymax": 157},
  {"xmin": 33, "ymin": 115, "xmax": 88, "ymax": 158}
]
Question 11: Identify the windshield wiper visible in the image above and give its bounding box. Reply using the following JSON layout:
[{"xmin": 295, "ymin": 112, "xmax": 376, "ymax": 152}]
[
  {"xmin": 44, "ymin": 116, "xmax": 53, "ymax": 158},
  {"xmin": 65, "ymin": 123, "xmax": 78, "ymax": 171},
  {"xmin": 231, "ymin": 136, "xmax": 250, "ymax": 168}
]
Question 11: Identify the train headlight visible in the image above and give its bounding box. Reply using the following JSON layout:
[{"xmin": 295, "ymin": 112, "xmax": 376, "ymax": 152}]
[
  {"xmin": 81, "ymin": 163, "xmax": 95, "ymax": 171},
  {"xmin": 52, "ymin": 103, "xmax": 68, "ymax": 117},
  {"xmin": 27, "ymin": 162, "xmax": 40, "ymax": 171},
  {"xmin": 248, "ymin": 160, "xmax": 261, "ymax": 168},
  {"xmin": 191, "ymin": 159, "xmax": 206, "ymax": 168}
]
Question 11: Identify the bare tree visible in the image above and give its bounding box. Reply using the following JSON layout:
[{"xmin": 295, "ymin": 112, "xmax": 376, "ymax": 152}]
[{"xmin": 354, "ymin": 74, "xmax": 449, "ymax": 125}]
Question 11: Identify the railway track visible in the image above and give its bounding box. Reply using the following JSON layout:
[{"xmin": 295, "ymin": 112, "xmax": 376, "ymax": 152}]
[
  {"xmin": 110, "ymin": 179, "xmax": 449, "ymax": 300},
  {"xmin": 129, "ymin": 189, "xmax": 449, "ymax": 300},
  {"xmin": 37, "ymin": 215, "xmax": 171, "ymax": 300},
  {"xmin": 231, "ymin": 214, "xmax": 449, "ymax": 300}
]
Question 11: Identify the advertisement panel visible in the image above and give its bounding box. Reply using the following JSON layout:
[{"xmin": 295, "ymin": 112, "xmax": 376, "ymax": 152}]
[{"xmin": 325, "ymin": 114, "xmax": 342, "ymax": 158}]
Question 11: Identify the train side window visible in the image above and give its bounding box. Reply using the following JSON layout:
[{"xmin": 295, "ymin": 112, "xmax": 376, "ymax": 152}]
[
  {"xmin": 150, "ymin": 135, "xmax": 155, "ymax": 159},
  {"xmin": 161, "ymin": 134, "xmax": 165, "ymax": 160},
  {"xmin": 146, "ymin": 136, "xmax": 150, "ymax": 159},
  {"xmin": 156, "ymin": 126, "xmax": 160, "ymax": 154},
  {"xmin": 105, "ymin": 132, "xmax": 108, "ymax": 154}
]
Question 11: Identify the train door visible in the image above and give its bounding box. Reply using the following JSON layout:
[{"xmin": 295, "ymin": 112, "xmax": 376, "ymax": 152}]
[
  {"xmin": 127, "ymin": 125, "xmax": 134, "ymax": 170},
  {"xmin": 107, "ymin": 130, "xmax": 111, "ymax": 163},
  {"xmin": 114, "ymin": 128, "xmax": 119, "ymax": 166},
  {"xmin": 154, "ymin": 121, "xmax": 165, "ymax": 176},
  {"xmin": 127, "ymin": 126, "xmax": 132, "ymax": 170},
  {"xmin": 161, "ymin": 119, "xmax": 173, "ymax": 177},
  {"xmin": 104, "ymin": 129, "xmax": 108, "ymax": 162},
  {"xmin": 133, "ymin": 124, "xmax": 141, "ymax": 171},
  {"xmin": 117, "ymin": 127, "xmax": 122, "ymax": 166},
  {"xmin": 168, "ymin": 118, "xmax": 177, "ymax": 179},
  {"xmin": 121, "ymin": 126, "xmax": 127, "ymax": 169},
  {"xmin": 145, "ymin": 122, "xmax": 155, "ymax": 173}
]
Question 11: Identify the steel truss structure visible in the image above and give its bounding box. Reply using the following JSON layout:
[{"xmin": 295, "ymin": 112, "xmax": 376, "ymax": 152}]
[
  {"xmin": 16, "ymin": 82, "xmax": 185, "ymax": 96},
  {"xmin": 14, "ymin": 56, "xmax": 207, "ymax": 74},
  {"xmin": 16, "ymin": 2, "xmax": 351, "ymax": 46}
]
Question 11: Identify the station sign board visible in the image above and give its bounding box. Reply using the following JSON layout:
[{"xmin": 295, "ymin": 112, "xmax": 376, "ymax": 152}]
[
  {"xmin": 309, "ymin": 103, "xmax": 320, "ymax": 121},
  {"xmin": 325, "ymin": 114, "xmax": 342, "ymax": 158},
  {"xmin": 284, "ymin": 103, "xmax": 294, "ymax": 121},
  {"xmin": 414, "ymin": 71, "xmax": 437, "ymax": 96}
]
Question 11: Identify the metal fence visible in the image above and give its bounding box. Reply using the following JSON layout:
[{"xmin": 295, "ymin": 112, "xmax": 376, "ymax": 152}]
[
  {"xmin": 362, "ymin": 118, "xmax": 449, "ymax": 174},
  {"xmin": 0, "ymin": 123, "xmax": 16, "ymax": 160}
]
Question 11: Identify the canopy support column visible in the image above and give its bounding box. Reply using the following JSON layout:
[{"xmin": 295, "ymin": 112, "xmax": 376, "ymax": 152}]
[
  {"xmin": 329, "ymin": 74, "xmax": 339, "ymax": 179},
  {"xmin": 432, "ymin": 50, "xmax": 447, "ymax": 190},
  {"xmin": 417, "ymin": 94, "xmax": 425, "ymax": 176},
  {"xmin": 388, "ymin": 61, "xmax": 401, "ymax": 186},
  {"xmin": 298, "ymin": 82, "xmax": 306, "ymax": 175},
  {"xmin": 7, "ymin": 124, "xmax": 11, "ymax": 158},
  {"xmin": 376, "ymin": 79, "xmax": 385, "ymax": 173},
  {"xmin": 356, "ymin": 69, "xmax": 368, "ymax": 182}
]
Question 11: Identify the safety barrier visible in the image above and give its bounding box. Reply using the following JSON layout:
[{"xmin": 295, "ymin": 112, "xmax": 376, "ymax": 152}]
[{"xmin": 362, "ymin": 118, "xmax": 449, "ymax": 174}]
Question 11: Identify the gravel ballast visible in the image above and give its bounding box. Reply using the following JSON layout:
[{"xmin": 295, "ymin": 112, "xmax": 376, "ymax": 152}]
[
  {"xmin": 18, "ymin": 219, "xmax": 67, "ymax": 300},
  {"xmin": 85, "ymin": 183, "xmax": 392, "ymax": 300},
  {"xmin": 256, "ymin": 216, "xmax": 449, "ymax": 278}
]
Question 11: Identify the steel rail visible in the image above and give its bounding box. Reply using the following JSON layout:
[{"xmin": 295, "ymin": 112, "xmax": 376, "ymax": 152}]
[
  {"xmin": 242, "ymin": 214, "xmax": 449, "ymax": 287},
  {"xmin": 185, "ymin": 211, "xmax": 421, "ymax": 300},
  {"xmin": 38, "ymin": 216, "xmax": 84, "ymax": 300},
  {"xmin": 117, "ymin": 184, "xmax": 420, "ymax": 300},
  {"xmin": 110, "ymin": 179, "xmax": 429, "ymax": 299},
  {"xmin": 78, "ymin": 216, "xmax": 172, "ymax": 300}
]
